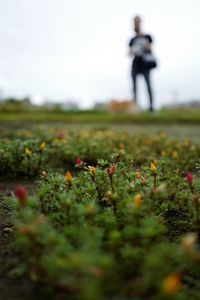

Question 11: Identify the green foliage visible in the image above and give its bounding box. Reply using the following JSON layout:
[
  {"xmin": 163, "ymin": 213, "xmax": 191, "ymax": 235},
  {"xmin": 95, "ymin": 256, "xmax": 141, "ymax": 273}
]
[
  {"xmin": 0, "ymin": 128, "xmax": 199, "ymax": 176},
  {"xmin": 1, "ymin": 107, "xmax": 200, "ymax": 124},
  {"xmin": 1, "ymin": 127, "xmax": 200, "ymax": 299},
  {"xmin": 0, "ymin": 139, "xmax": 50, "ymax": 176}
]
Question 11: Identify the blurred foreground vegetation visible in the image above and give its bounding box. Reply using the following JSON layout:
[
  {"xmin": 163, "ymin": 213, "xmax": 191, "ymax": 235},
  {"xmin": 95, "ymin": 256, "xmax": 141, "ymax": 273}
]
[
  {"xmin": 0, "ymin": 127, "xmax": 200, "ymax": 299},
  {"xmin": 1, "ymin": 99, "xmax": 200, "ymax": 299}
]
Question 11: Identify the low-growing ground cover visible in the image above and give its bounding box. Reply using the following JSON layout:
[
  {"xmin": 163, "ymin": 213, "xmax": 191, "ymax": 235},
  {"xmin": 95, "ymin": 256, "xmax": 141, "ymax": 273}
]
[
  {"xmin": 0, "ymin": 108, "xmax": 200, "ymax": 124},
  {"xmin": 0, "ymin": 126, "xmax": 200, "ymax": 300}
]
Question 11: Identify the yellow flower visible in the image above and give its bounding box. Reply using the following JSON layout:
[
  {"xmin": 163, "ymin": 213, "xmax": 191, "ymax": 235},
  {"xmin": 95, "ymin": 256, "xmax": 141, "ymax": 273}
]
[
  {"xmin": 106, "ymin": 191, "xmax": 117, "ymax": 202},
  {"xmin": 119, "ymin": 143, "xmax": 125, "ymax": 150},
  {"xmin": 159, "ymin": 132, "xmax": 166, "ymax": 139},
  {"xmin": 42, "ymin": 171, "xmax": 48, "ymax": 178},
  {"xmin": 25, "ymin": 148, "xmax": 31, "ymax": 156},
  {"xmin": 156, "ymin": 183, "xmax": 166, "ymax": 193},
  {"xmin": 65, "ymin": 171, "xmax": 73, "ymax": 183},
  {"xmin": 191, "ymin": 145, "xmax": 196, "ymax": 151},
  {"xmin": 133, "ymin": 193, "xmax": 142, "ymax": 208},
  {"xmin": 39, "ymin": 142, "xmax": 46, "ymax": 150},
  {"xmin": 153, "ymin": 159, "xmax": 158, "ymax": 166},
  {"xmin": 172, "ymin": 150, "xmax": 178, "ymax": 158},
  {"xmin": 88, "ymin": 166, "xmax": 96, "ymax": 176},
  {"xmin": 53, "ymin": 138, "xmax": 59, "ymax": 144},
  {"xmin": 134, "ymin": 171, "xmax": 141, "ymax": 179},
  {"xmin": 85, "ymin": 203, "xmax": 96, "ymax": 216},
  {"xmin": 118, "ymin": 149, "xmax": 126, "ymax": 156},
  {"xmin": 161, "ymin": 150, "xmax": 166, "ymax": 156},
  {"xmin": 150, "ymin": 162, "xmax": 157, "ymax": 173},
  {"xmin": 162, "ymin": 274, "xmax": 181, "ymax": 295},
  {"xmin": 106, "ymin": 191, "xmax": 113, "ymax": 200},
  {"xmin": 49, "ymin": 128, "xmax": 55, "ymax": 134},
  {"xmin": 62, "ymin": 138, "xmax": 67, "ymax": 144},
  {"xmin": 144, "ymin": 139, "xmax": 152, "ymax": 145},
  {"xmin": 183, "ymin": 138, "xmax": 189, "ymax": 146},
  {"xmin": 181, "ymin": 233, "xmax": 197, "ymax": 253}
]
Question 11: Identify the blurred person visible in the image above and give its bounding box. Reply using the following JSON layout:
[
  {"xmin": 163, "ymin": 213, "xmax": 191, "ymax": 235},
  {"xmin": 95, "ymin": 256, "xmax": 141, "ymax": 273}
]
[{"xmin": 129, "ymin": 15, "xmax": 157, "ymax": 112}]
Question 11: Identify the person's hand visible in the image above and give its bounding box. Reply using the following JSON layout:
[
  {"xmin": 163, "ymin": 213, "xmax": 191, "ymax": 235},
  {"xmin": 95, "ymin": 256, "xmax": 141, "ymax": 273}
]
[{"xmin": 143, "ymin": 42, "xmax": 151, "ymax": 50}]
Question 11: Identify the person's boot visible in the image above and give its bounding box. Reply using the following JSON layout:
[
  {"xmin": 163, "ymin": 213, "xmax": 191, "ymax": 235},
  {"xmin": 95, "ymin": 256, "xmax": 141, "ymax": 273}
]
[{"xmin": 149, "ymin": 106, "xmax": 154, "ymax": 112}]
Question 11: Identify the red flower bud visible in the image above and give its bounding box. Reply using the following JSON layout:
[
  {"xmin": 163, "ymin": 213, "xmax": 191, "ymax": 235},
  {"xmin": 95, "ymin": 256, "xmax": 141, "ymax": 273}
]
[
  {"xmin": 76, "ymin": 156, "xmax": 83, "ymax": 166},
  {"xmin": 186, "ymin": 172, "xmax": 193, "ymax": 185},
  {"xmin": 107, "ymin": 164, "xmax": 116, "ymax": 175},
  {"xmin": 15, "ymin": 185, "xmax": 27, "ymax": 207},
  {"xmin": 57, "ymin": 131, "xmax": 65, "ymax": 139}
]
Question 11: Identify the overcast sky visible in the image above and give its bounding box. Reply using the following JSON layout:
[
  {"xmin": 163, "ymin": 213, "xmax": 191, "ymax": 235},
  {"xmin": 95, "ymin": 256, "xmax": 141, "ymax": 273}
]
[{"xmin": 0, "ymin": 0, "xmax": 200, "ymax": 108}]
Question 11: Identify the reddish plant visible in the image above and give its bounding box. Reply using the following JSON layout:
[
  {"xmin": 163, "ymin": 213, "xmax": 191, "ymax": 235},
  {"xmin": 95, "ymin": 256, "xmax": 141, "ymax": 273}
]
[
  {"xmin": 56, "ymin": 131, "xmax": 65, "ymax": 139},
  {"xmin": 186, "ymin": 172, "xmax": 193, "ymax": 185},
  {"xmin": 107, "ymin": 164, "xmax": 116, "ymax": 175},
  {"xmin": 107, "ymin": 164, "xmax": 116, "ymax": 193},
  {"xmin": 15, "ymin": 185, "xmax": 27, "ymax": 207},
  {"xmin": 76, "ymin": 156, "xmax": 83, "ymax": 167}
]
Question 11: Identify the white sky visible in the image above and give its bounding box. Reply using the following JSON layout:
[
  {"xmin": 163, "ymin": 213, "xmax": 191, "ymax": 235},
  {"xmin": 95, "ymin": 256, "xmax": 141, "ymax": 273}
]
[{"xmin": 0, "ymin": 0, "xmax": 200, "ymax": 108}]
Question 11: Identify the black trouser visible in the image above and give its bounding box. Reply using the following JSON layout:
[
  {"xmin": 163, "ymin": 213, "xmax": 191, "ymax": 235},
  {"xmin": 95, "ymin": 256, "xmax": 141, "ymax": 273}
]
[{"xmin": 132, "ymin": 69, "xmax": 154, "ymax": 111}]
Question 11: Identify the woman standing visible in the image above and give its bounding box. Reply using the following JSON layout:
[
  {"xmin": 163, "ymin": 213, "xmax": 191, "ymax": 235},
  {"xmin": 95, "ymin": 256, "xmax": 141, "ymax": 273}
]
[{"xmin": 129, "ymin": 16, "xmax": 156, "ymax": 112}]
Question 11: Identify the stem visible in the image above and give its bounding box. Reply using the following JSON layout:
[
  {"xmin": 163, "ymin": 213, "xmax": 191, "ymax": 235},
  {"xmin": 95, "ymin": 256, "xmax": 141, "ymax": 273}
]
[
  {"xmin": 153, "ymin": 174, "xmax": 157, "ymax": 193},
  {"xmin": 54, "ymin": 182, "xmax": 58, "ymax": 192},
  {"xmin": 190, "ymin": 185, "xmax": 200, "ymax": 241},
  {"xmin": 150, "ymin": 191, "xmax": 154, "ymax": 212},
  {"xmin": 112, "ymin": 201, "xmax": 117, "ymax": 218},
  {"xmin": 190, "ymin": 184, "xmax": 195, "ymax": 195},
  {"xmin": 38, "ymin": 150, "xmax": 42, "ymax": 168},
  {"xmin": 150, "ymin": 174, "xmax": 156, "ymax": 212},
  {"xmin": 195, "ymin": 200, "xmax": 200, "ymax": 240},
  {"xmin": 27, "ymin": 156, "xmax": 31, "ymax": 174},
  {"xmin": 91, "ymin": 176, "xmax": 106, "ymax": 208},
  {"xmin": 40, "ymin": 198, "xmax": 45, "ymax": 214},
  {"xmin": 109, "ymin": 175, "xmax": 115, "ymax": 193}
]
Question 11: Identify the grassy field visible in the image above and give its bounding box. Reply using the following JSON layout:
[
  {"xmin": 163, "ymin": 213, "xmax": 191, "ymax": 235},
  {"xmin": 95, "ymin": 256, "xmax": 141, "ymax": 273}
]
[
  {"xmin": 0, "ymin": 107, "xmax": 200, "ymax": 143},
  {"xmin": 0, "ymin": 108, "xmax": 200, "ymax": 124}
]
